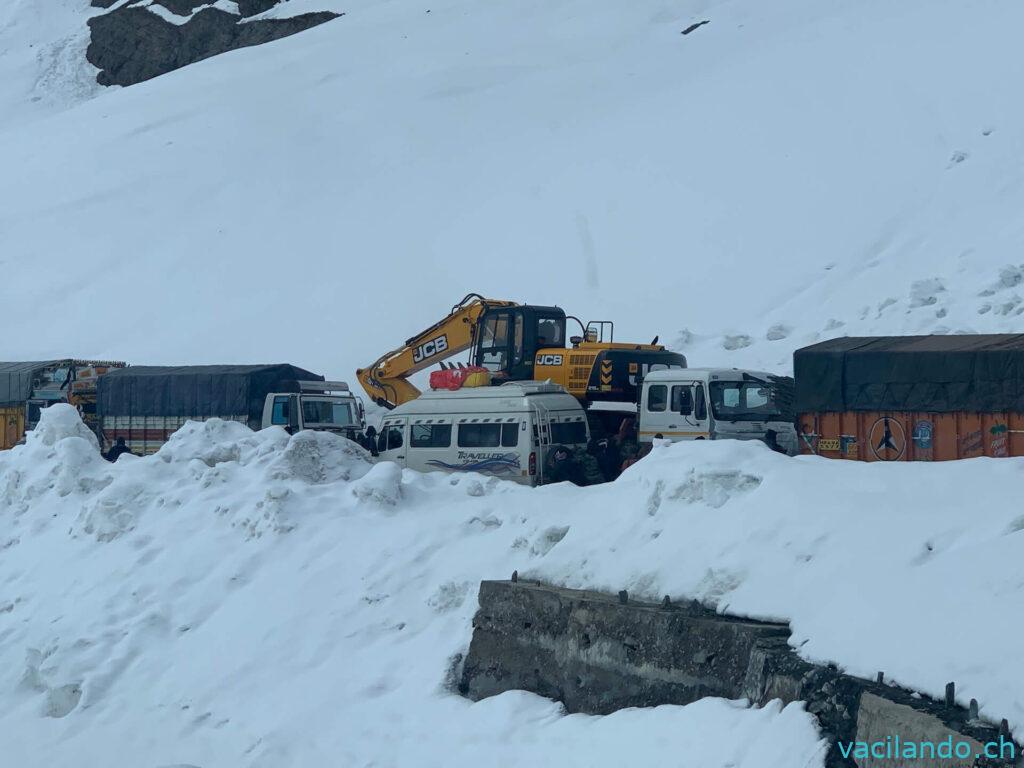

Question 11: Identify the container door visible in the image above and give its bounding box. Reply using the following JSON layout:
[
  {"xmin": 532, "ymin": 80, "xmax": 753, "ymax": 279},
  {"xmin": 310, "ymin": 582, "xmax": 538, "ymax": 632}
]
[{"xmin": 1, "ymin": 407, "xmax": 22, "ymax": 449}]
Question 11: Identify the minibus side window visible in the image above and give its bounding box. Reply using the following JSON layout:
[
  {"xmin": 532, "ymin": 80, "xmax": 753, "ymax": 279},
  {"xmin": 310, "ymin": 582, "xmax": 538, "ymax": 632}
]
[
  {"xmin": 501, "ymin": 422, "xmax": 519, "ymax": 447},
  {"xmin": 458, "ymin": 423, "xmax": 501, "ymax": 447},
  {"xmin": 411, "ymin": 424, "xmax": 452, "ymax": 448}
]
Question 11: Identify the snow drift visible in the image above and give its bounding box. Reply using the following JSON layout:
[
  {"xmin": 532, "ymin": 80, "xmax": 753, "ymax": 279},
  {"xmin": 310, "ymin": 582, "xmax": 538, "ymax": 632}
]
[{"xmin": 3, "ymin": 405, "xmax": 1024, "ymax": 765}]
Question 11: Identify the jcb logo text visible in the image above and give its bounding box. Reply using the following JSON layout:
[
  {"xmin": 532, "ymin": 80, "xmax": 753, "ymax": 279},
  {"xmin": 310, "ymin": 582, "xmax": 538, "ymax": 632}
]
[
  {"xmin": 413, "ymin": 335, "xmax": 449, "ymax": 363},
  {"xmin": 536, "ymin": 354, "xmax": 564, "ymax": 366}
]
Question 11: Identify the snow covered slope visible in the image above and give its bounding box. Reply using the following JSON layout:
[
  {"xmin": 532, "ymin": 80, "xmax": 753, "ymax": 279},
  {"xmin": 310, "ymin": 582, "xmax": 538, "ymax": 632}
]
[
  {"xmin": 3, "ymin": 0, "xmax": 1024, "ymax": 379},
  {"xmin": 0, "ymin": 0, "xmax": 103, "ymax": 130}
]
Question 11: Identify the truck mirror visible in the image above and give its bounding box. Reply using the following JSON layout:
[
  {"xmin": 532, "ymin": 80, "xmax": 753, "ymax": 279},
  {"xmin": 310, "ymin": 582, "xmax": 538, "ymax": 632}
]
[{"xmin": 694, "ymin": 386, "xmax": 708, "ymax": 420}]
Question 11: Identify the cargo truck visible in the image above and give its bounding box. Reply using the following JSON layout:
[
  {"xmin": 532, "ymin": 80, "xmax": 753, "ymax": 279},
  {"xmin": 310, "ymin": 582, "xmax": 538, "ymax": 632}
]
[
  {"xmin": 795, "ymin": 334, "xmax": 1024, "ymax": 461},
  {"xmin": 96, "ymin": 364, "xmax": 366, "ymax": 455},
  {"xmin": 0, "ymin": 360, "xmax": 126, "ymax": 449}
]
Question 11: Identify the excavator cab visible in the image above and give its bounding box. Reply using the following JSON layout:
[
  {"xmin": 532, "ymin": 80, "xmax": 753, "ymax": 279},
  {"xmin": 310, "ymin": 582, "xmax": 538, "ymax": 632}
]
[{"xmin": 471, "ymin": 305, "xmax": 567, "ymax": 381}]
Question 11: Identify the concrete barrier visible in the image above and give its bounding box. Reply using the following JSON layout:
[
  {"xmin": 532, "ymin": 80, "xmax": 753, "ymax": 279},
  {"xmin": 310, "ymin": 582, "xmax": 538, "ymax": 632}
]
[{"xmin": 459, "ymin": 580, "xmax": 1020, "ymax": 768}]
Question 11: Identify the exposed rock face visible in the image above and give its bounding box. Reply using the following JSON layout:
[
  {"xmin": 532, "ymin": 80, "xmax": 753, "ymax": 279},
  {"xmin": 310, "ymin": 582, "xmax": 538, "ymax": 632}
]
[{"xmin": 86, "ymin": 1, "xmax": 340, "ymax": 87}]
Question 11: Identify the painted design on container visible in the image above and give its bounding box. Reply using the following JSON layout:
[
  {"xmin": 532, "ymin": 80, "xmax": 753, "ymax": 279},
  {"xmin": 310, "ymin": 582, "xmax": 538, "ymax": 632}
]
[
  {"xmin": 912, "ymin": 421, "xmax": 933, "ymax": 449},
  {"xmin": 961, "ymin": 429, "xmax": 983, "ymax": 454},
  {"xmin": 990, "ymin": 423, "xmax": 1009, "ymax": 458},
  {"xmin": 869, "ymin": 417, "xmax": 905, "ymax": 461}
]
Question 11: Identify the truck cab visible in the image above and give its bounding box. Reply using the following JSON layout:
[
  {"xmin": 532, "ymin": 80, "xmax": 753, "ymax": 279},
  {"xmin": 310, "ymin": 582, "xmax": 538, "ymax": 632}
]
[
  {"xmin": 261, "ymin": 380, "xmax": 366, "ymax": 439},
  {"xmin": 639, "ymin": 368, "xmax": 797, "ymax": 454}
]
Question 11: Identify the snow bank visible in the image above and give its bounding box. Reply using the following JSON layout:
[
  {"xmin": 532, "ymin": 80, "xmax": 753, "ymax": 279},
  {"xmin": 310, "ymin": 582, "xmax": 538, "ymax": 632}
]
[
  {"xmin": 0, "ymin": 406, "xmax": 825, "ymax": 766},
  {"xmin": 3, "ymin": 406, "xmax": 1024, "ymax": 765}
]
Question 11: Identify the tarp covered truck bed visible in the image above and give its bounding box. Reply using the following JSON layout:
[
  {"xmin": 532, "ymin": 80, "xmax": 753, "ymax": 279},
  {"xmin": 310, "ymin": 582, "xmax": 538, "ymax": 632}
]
[
  {"xmin": 794, "ymin": 334, "xmax": 1024, "ymax": 461},
  {"xmin": 97, "ymin": 364, "xmax": 322, "ymax": 454}
]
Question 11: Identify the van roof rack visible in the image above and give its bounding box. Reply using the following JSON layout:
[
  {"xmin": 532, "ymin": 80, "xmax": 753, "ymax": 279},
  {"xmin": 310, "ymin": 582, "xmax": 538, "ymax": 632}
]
[
  {"xmin": 298, "ymin": 380, "xmax": 350, "ymax": 392},
  {"xmin": 499, "ymin": 380, "xmax": 563, "ymax": 394}
]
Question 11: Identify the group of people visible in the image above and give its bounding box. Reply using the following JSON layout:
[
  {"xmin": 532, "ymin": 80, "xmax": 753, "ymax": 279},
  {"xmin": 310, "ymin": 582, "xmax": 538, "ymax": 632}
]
[{"xmin": 543, "ymin": 417, "xmax": 646, "ymax": 486}]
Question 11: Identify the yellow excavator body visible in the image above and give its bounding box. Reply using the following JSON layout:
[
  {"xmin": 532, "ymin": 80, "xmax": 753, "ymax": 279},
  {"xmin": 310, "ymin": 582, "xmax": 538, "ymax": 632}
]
[{"xmin": 357, "ymin": 294, "xmax": 685, "ymax": 409}]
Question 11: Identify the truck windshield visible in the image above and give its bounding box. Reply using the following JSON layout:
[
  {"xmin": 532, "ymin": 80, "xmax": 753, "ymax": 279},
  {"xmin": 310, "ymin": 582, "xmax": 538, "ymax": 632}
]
[
  {"xmin": 709, "ymin": 381, "xmax": 785, "ymax": 422},
  {"xmin": 301, "ymin": 398, "xmax": 355, "ymax": 427}
]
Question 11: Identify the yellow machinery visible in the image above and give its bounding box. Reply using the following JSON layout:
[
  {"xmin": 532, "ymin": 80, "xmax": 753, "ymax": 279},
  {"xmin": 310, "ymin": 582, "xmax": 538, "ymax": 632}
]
[{"xmin": 357, "ymin": 294, "xmax": 686, "ymax": 409}]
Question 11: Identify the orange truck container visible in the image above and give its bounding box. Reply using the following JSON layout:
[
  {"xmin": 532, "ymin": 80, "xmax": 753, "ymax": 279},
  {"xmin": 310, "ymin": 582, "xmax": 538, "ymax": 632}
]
[{"xmin": 794, "ymin": 335, "xmax": 1024, "ymax": 461}]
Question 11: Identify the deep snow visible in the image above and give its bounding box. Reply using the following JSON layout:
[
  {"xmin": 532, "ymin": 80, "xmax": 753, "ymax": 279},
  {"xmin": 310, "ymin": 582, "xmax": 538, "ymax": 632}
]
[
  {"xmin": 0, "ymin": 406, "xmax": 828, "ymax": 767},
  {"xmin": 4, "ymin": 0, "xmax": 1024, "ymax": 380},
  {"xmin": 5, "ymin": 406, "xmax": 1024, "ymax": 765}
]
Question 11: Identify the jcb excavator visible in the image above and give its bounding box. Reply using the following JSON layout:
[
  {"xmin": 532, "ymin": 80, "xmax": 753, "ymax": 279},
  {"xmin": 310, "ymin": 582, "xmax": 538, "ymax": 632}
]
[{"xmin": 356, "ymin": 294, "xmax": 686, "ymax": 409}]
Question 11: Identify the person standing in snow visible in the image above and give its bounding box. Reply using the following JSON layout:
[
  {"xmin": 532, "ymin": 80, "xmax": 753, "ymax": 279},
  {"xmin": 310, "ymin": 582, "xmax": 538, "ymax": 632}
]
[
  {"xmin": 544, "ymin": 445, "xmax": 578, "ymax": 485},
  {"xmin": 361, "ymin": 426, "xmax": 380, "ymax": 457},
  {"xmin": 104, "ymin": 436, "xmax": 134, "ymax": 462},
  {"xmin": 573, "ymin": 444, "xmax": 606, "ymax": 486},
  {"xmin": 589, "ymin": 437, "xmax": 620, "ymax": 482},
  {"xmin": 613, "ymin": 417, "xmax": 641, "ymax": 473}
]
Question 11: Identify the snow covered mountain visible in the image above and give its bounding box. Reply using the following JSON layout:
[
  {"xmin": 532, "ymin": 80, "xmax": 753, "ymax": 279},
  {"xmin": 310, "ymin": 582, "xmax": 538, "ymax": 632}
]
[
  {"xmin": 3, "ymin": 0, "xmax": 1024, "ymax": 382},
  {"xmin": 4, "ymin": 2, "xmax": 1024, "ymax": 766},
  {"xmin": 87, "ymin": 1, "xmax": 341, "ymax": 86}
]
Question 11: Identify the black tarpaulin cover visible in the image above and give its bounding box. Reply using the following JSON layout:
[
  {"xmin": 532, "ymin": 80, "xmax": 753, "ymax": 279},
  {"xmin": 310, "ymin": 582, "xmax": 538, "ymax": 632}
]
[
  {"xmin": 97, "ymin": 364, "xmax": 323, "ymax": 425},
  {"xmin": 769, "ymin": 375, "xmax": 795, "ymax": 420},
  {"xmin": 0, "ymin": 361, "xmax": 64, "ymax": 406},
  {"xmin": 794, "ymin": 335, "xmax": 1024, "ymax": 413}
]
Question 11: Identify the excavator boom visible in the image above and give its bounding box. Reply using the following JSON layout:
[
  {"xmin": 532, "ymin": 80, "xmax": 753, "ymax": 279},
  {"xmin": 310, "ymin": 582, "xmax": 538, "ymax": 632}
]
[{"xmin": 356, "ymin": 294, "xmax": 518, "ymax": 408}]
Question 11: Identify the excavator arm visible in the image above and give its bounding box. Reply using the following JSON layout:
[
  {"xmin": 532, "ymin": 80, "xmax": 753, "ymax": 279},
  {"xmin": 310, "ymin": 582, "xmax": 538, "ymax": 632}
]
[{"xmin": 356, "ymin": 294, "xmax": 519, "ymax": 409}]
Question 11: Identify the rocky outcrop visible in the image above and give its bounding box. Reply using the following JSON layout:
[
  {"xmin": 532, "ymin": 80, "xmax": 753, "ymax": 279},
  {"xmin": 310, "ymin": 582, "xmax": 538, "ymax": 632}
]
[{"xmin": 86, "ymin": 1, "xmax": 340, "ymax": 87}]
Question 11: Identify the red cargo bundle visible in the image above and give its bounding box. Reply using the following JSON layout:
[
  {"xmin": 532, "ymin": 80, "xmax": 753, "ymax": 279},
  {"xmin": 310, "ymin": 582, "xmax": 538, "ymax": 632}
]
[{"xmin": 429, "ymin": 366, "xmax": 490, "ymax": 391}]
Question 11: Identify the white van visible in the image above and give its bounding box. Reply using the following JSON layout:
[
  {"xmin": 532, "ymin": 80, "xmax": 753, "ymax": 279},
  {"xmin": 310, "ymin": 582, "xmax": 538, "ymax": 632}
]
[
  {"xmin": 376, "ymin": 381, "xmax": 590, "ymax": 485},
  {"xmin": 639, "ymin": 368, "xmax": 797, "ymax": 454}
]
